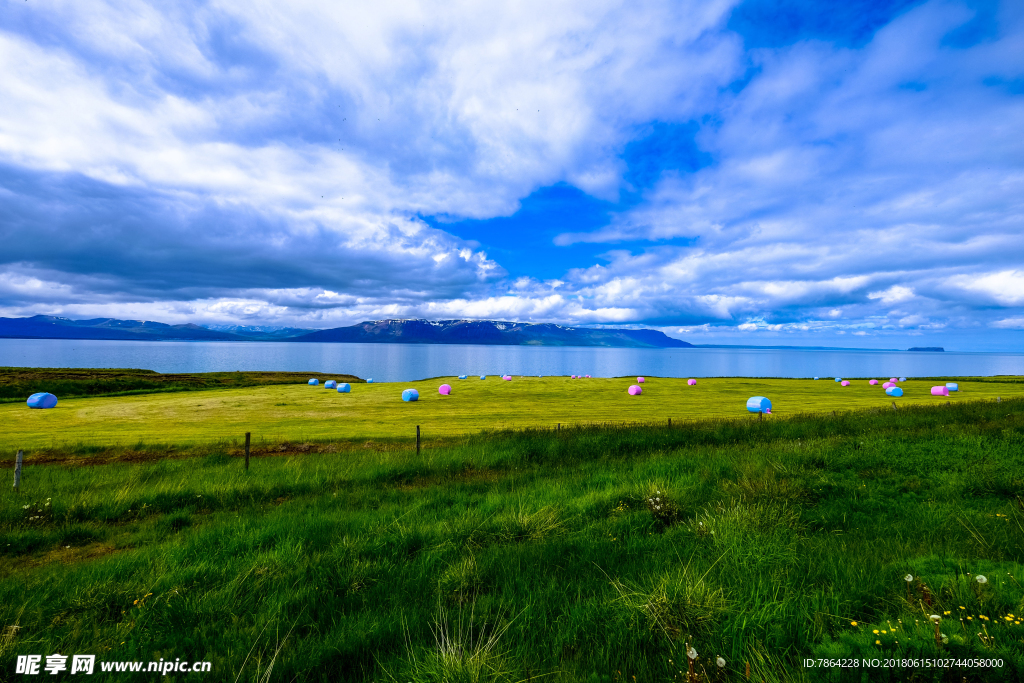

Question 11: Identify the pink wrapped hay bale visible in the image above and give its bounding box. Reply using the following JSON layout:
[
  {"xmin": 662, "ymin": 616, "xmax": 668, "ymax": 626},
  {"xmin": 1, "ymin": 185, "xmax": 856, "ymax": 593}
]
[
  {"xmin": 883, "ymin": 382, "xmax": 893, "ymax": 389},
  {"xmin": 628, "ymin": 385, "xmax": 643, "ymax": 395},
  {"xmin": 890, "ymin": 378, "xmax": 898, "ymax": 384},
  {"xmin": 439, "ymin": 384, "xmax": 451, "ymax": 395},
  {"xmin": 840, "ymin": 381, "xmax": 850, "ymax": 386},
  {"xmin": 637, "ymin": 377, "xmax": 645, "ymax": 383},
  {"xmin": 931, "ymin": 386, "xmax": 949, "ymax": 396},
  {"xmin": 869, "ymin": 379, "xmax": 878, "ymax": 385},
  {"xmin": 687, "ymin": 379, "xmax": 696, "ymax": 385}
]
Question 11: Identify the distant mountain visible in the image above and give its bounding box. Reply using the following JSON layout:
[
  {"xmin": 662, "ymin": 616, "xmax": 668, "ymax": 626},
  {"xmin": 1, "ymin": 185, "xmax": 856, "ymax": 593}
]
[
  {"xmin": 908, "ymin": 347, "xmax": 944, "ymax": 352},
  {"xmin": 0, "ymin": 315, "xmax": 692, "ymax": 348},
  {"xmin": 288, "ymin": 319, "xmax": 694, "ymax": 348},
  {"xmin": 0, "ymin": 316, "xmax": 249, "ymax": 342},
  {"xmin": 204, "ymin": 324, "xmax": 316, "ymax": 339}
]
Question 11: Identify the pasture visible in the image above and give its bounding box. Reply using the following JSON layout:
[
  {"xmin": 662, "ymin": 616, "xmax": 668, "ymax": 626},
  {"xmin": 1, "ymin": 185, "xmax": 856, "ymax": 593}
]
[
  {"xmin": 1, "ymin": 373, "xmax": 1023, "ymax": 681},
  {"xmin": 2, "ymin": 374, "xmax": 1021, "ymax": 453}
]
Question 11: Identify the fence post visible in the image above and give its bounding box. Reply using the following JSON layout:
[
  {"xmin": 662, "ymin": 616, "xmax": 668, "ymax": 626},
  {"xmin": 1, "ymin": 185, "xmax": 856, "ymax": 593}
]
[
  {"xmin": 759, "ymin": 410, "xmax": 763, "ymax": 422},
  {"xmin": 13, "ymin": 450, "xmax": 23, "ymax": 492},
  {"xmin": 557, "ymin": 423, "xmax": 560, "ymax": 432},
  {"xmin": 244, "ymin": 432, "xmax": 250, "ymax": 471},
  {"xmin": 416, "ymin": 425, "xmax": 421, "ymax": 455},
  {"xmin": 668, "ymin": 418, "xmax": 671, "ymax": 428}
]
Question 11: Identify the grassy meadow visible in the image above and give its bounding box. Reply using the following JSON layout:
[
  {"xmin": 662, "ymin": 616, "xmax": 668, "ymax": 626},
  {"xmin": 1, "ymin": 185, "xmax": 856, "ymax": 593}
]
[
  {"xmin": 1, "ymin": 375, "xmax": 1024, "ymax": 681},
  {"xmin": 2, "ymin": 374, "xmax": 1023, "ymax": 453}
]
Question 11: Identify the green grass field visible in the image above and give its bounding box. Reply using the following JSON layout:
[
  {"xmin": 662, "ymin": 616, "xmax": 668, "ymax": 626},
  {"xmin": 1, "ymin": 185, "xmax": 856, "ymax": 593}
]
[
  {"xmin": 2, "ymin": 376, "xmax": 1024, "ymax": 682},
  {"xmin": 3, "ymin": 375, "xmax": 1023, "ymax": 453}
]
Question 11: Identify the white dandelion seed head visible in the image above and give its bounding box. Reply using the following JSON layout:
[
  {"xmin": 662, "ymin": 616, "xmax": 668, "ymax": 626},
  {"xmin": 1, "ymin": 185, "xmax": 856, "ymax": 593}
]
[
  {"xmin": 976, "ymin": 575, "xmax": 988, "ymax": 584},
  {"xmin": 930, "ymin": 614, "xmax": 941, "ymax": 622},
  {"xmin": 716, "ymin": 656, "xmax": 726, "ymax": 668},
  {"xmin": 905, "ymin": 574, "xmax": 913, "ymax": 582},
  {"xmin": 687, "ymin": 647, "xmax": 697, "ymax": 659}
]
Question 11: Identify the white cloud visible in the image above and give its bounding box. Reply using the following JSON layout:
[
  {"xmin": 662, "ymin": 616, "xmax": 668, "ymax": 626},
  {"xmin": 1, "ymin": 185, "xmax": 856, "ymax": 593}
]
[
  {"xmin": 992, "ymin": 317, "xmax": 1024, "ymax": 330},
  {"xmin": 868, "ymin": 285, "xmax": 915, "ymax": 304},
  {"xmin": 949, "ymin": 270, "xmax": 1024, "ymax": 306}
]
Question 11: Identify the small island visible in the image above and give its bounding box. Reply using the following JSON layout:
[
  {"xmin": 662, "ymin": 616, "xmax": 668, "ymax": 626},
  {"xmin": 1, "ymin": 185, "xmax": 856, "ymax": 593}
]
[{"xmin": 908, "ymin": 346, "xmax": 945, "ymax": 352}]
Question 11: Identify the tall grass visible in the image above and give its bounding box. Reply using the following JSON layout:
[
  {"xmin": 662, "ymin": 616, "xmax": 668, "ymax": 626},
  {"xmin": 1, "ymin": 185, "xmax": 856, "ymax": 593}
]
[{"xmin": 1, "ymin": 398, "xmax": 1023, "ymax": 681}]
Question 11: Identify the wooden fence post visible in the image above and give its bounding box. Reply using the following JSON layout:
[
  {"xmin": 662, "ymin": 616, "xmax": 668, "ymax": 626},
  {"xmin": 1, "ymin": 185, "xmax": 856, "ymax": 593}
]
[
  {"xmin": 416, "ymin": 425, "xmax": 421, "ymax": 455},
  {"xmin": 668, "ymin": 418, "xmax": 671, "ymax": 428},
  {"xmin": 759, "ymin": 410, "xmax": 763, "ymax": 422},
  {"xmin": 13, "ymin": 450, "xmax": 23, "ymax": 492},
  {"xmin": 244, "ymin": 432, "xmax": 250, "ymax": 471},
  {"xmin": 557, "ymin": 423, "xmax": 560, "ymax": 432}
]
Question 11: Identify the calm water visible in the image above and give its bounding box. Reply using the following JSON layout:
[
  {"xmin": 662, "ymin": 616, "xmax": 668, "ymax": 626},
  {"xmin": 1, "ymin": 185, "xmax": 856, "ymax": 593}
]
[{"xmin": 1, "ymin": 338, "xmax": 1022, "ymax": 382}]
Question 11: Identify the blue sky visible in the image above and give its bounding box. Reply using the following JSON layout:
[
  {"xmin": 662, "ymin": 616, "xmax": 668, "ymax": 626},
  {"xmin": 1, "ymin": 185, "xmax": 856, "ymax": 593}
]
[{"xmin": 0, "ymin": 0, "xmax": 1022, "ymax": 350}]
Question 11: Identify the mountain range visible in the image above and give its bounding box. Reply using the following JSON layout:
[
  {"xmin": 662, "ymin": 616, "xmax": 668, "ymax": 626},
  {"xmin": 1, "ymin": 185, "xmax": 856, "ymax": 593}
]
[{"xmin": 0, "ymin": 316, "xmax": 693, "ymax": 348}]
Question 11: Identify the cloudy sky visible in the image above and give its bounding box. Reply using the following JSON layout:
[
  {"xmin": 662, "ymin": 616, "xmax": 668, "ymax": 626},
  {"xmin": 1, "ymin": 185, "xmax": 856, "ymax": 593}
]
[{"xmin": 1, "ymin": 0, "xmax": 1022, "ymax": 350}]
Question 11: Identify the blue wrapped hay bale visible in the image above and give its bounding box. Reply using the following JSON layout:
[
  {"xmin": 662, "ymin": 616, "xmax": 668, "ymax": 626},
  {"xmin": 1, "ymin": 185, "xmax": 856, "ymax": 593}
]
[
  {"xmin": 458, "ymin": 375, "xmax": 467, "ymax": 380},
  {"xmin": 946, "ymin": 382, "xmax": 959, "ymax": 392},
  {"xmin": 367, "ymin": 378, "xmax": 374, "ymax": 383},
  {"xmin": 324, "ymin": 380, "xmax": 337, "ymax": 389},
  {"xmin": 337, "ymin": 383, "xmax": 351, "ymax": 393},
  {"xmin": 402, "ymin": 388, "xmax": 419, "ymax": 402},
  {"xmin": 746, "ymin": 396, "xmax": 771, "ymax": 413},
  {"xmin": 480, "ymin": 375, "xmax": 486, "ymax": 380},
  {"xmin": 27, "ymin": 392, "xmax": 58, "ymax": 409},
  {"xmin": 834, "ymin": 378, "xmax": 842, "ymax": 382},
  {"xmin": 885, "ymin": 386, "xmax": 903, "ymax": 397},
  {"xmin": 308, "ymin": 378, "xmax": 319, "ymax": 386}
]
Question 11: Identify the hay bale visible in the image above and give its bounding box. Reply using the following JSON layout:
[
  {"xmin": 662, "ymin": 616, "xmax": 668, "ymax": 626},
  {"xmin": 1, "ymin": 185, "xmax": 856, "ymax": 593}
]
[
  {"xmin": 746, "ymin": 396, "xmax": 771, "ymax": 413},
  {"xmin": 367, "ymin": 379, "xmax": 374, "ymax": 383},
  {"xmin": 841, "ymin": 380, "xmax": 850, "ymax": 386},
  {"xmin": 885, "ymin": 386, "xmax": 903, "ymax": 397},
  {"xmin": 834, "ymin": 378, "xmax": 842, "ymax": 382},
  {"xmin": 308, "ymin": 378, "xmax": 319, "ymax": 385},
  {"xmin": 439, "ymin": 384, "xmax": 451, "ymax": 395},
  {"xmin": 458, "ymin": 375, "xmax": 467, "ymax": 380},
  {"xmin": 890, "ymin": 378, "xmax": 898, "ymax": 383},
  {"xmin": 324, "ymin": 380, "xmax": 337, "ymax": 389},
  {"xmin": 687, "ymin": 379, "xmax": 696, "ymax": 385},
  {"xmin": 931, "ymin": 386, "xmax": 949, "ymax": 396},
  {"xmin": 637, "ymin": 377, "xmax": 645, "ymax": 383},
  {"xmin": 337, "ymin": 383, "xmax": 351, "ymax": 393},
  {"xmin": 26, "ymin": 392, "xmax": 58, "ymax": 409},
  {"xmin": 628, "ymin": 385, "xmax": 642, "ymax": 395},
  {"xmin": 899, "ymin": 377, "xmax": 907, "ymax": 382},
  {"xmin": 869, "ymin": 379, "xmax": 878, "ymax": 385},
  {"xmin": 946, "ymin": 382, "xmax": 959, "ymax": 392},
  {"xmin": 402, "ymin": 389, "xmax": 419, "ymax": 402},
  {"xmin": 480, "ymin": 375, "xmax": 486, "ymax": 380}
]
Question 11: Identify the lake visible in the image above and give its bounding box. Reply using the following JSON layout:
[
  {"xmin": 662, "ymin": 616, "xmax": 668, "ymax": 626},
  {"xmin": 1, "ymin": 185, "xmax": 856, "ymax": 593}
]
[{"xmin": 1, "ymin": 338, "xmax": 1022, "ymax": 382}]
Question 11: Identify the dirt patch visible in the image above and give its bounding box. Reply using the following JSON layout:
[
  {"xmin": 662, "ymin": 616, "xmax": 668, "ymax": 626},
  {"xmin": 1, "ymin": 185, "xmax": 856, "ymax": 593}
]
[
  {"xmin": 397, "ymin": 466, "xmax": 502, "ymax": 491},
  {"xmin": 1, "ymin": 436, "xmax": 472, "ymax": 469},
  {"xmin": 0, "ymin": 542, "xmax": 119, "ymax": 578}
]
